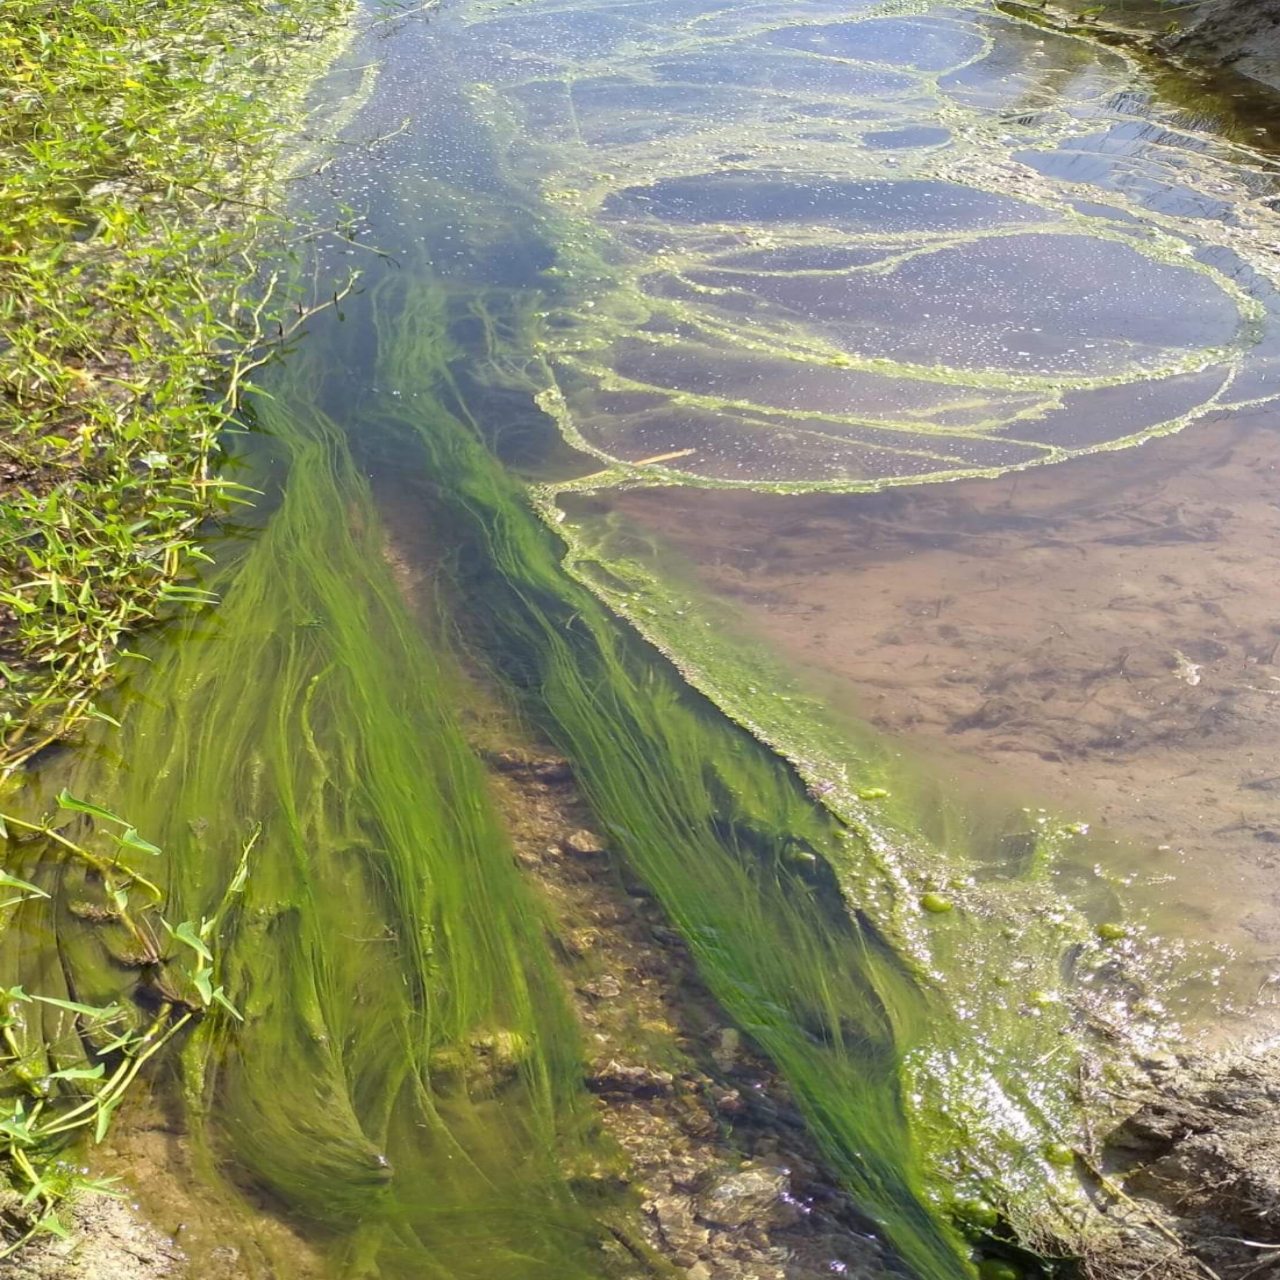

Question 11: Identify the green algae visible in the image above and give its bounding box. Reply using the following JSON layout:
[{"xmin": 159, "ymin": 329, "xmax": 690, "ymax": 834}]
[
  {"xmin": 4, "ymin": 0, "xmax": 1277, "ymax": 1271},
  {"xmin": 356, "ymin": 270, "xmax": 1144, "ymax": 1240},
  {"xmin": 3, "ymin": 344, "xmax": 634, "ymax": 1278},
  {"xmin": 348, "ymin": 266, "xmax": 984, "ymax": 1278},
  {"xmin": 2, "ymin": 265, "xmax": 1000, "ymax": 1278}
]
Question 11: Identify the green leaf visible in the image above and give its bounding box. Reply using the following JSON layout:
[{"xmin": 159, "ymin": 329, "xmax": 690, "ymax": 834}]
[
  {"xmin": 95, "ymin": 1028, "xmax": 139, "ymax": 1055},
  {"xmin": 35, "ymin": 1213, "xmax": 71, "ymax": 1240},
  {"xmin": 192, "ymin": 969, "xmax": 213, "ymax": 1005},
  {"xmin": 165, "ymin": 919, "xmax": 211, "ymax": 961},
  {"xmin": 56, "ymin": 789, "xmax": 126, "ymax": 827},
  {"xmin": 0, "ymin": 871, "xmax": 49, "ymax": 900},
  {"xmin": 30, "ymin": 994, "xmax": 124, "ymax": 1021},
  {"xmin": 47, "ymin": 1062, "xmax": 106, "ymax": 1082},
  {"xmin": 93, "ymin": 1097, "xmax": 121, "ymax": 1144},
  {"xmin": 0, "ymin": 1108, "xmax": 34, "ymax": 1145},
  {"xmin": 78, "ymin": 1176, "xmax": 126, "ymax": 1199},
  {"xmin": 113, "ymin": 827, "xmax": 161, "ymax": 857},
  {"xmin": 84, "ymin": 703, "xmax": 121, "ymax": 727},
  {"xmin": 20, "ymin": 1171, "xmax": 54, "ymax": 1208},
  {"xmin": 210, "ymin": 986, "xmax": 243, "ymax": 1022},
  {"xmin": 0, "ymin": 811, "xmax": 7, "ymax": 840}
]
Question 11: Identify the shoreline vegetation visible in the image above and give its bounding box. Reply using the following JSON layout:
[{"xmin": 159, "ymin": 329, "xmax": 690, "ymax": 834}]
[
  {"xmin": 0, "ymin": 0, "xmax": 360, "ymax": 1256},
  {"xmin": 0, "ymin": 0, "xmax": 355, "ymax": 776}
]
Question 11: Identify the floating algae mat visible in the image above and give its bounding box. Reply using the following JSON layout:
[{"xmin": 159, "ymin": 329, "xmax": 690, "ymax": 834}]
[
  {"xmin": 7, "ymin": 0, "xmax": 1280, "ymax": 1274},
  {"xmin": 432, "ymin": 0, "xmax": 1280, "ymax": 490}
]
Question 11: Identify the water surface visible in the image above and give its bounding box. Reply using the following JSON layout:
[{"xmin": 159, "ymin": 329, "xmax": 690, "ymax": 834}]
[{"xmin": 9, "ymin": 1, "xmax": 1280, "ymax": 1277}]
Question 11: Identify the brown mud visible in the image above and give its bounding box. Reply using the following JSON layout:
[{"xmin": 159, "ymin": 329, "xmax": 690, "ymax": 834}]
[
  {"xmin": 609, "ymin": 409, "xmax": 1280, "ymax": 999},
  {"xmin": 1077, "ymin": 1042, "xmax": 1280, "ymax": 1279},
  {"xmin": 2, "ymin": 1193, "xmax": 183, "ymax": 1280}
]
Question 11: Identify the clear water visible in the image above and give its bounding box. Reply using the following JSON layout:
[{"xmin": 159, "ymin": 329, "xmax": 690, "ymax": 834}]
[{"xmin": 8, "ymin": 1, "xmax": 1280, "ymax": 1277}]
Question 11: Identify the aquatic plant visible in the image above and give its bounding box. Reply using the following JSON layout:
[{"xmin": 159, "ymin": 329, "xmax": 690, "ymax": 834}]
[
  {"xmin": 0, "ymin": 793, "xmax": 240, "ymax": 1254},
  {"xmin": 345, "ymin": 268, "xmax": 981, "ymax": 1278},
  {"xmin": 8, "ymin": 340, "xmax": 638, "ymax": 1276}
]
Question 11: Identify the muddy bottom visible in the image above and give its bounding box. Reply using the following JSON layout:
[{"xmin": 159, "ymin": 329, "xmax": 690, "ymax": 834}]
[
  {"xmin": 2, "ymin": 1192, "xmax": 183, "ymax": 1280},
  {"xmin": 608, "ymin": 409, "xmax": 1280, "ymax": 1037}
]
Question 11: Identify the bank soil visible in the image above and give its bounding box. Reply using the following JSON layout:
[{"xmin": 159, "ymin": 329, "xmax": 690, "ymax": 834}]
[{"xmin": 1062, "ymin": 1044, "xmax": 1280, "ymax": 1279}]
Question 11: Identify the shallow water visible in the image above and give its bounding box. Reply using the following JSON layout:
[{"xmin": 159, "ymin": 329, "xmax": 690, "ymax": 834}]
[
  {"xmin": 434, "ymin": 0, "xmax": 1280, "ymax": 488},
  {"xmin": 6, "ymin": 0, "xmax": 1280, "ymax": 1276},
  {"xmin": 596, "ymin": 407, "xmax": 1280, "ymax": 1036}
]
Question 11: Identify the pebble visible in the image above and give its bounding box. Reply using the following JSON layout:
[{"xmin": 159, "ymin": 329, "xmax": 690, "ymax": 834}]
[
  {"xmin": 695, "ymin": 1165, "xmax": 803, "ymax": 1229},
  {"xmin": 580, "ymin": 974, "xmax": 622, "ymax": 1000},
  {"xmin": 562, "ymin": 828, "xmax": 608, "ymax": 855}
]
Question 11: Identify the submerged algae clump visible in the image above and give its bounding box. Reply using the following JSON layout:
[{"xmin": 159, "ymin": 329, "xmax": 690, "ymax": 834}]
[
  {"xmin": 30, "ymin": 345, "xmax": 630, "ymax": 1280},
  {"xmin": 335, "ymin": 263, "xmax": 1084, "ymax": 1278}
]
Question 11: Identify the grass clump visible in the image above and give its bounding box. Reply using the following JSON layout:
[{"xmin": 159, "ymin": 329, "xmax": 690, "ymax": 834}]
[
  {"xmin": 0, "ymin": 0, "xmax": 352, "ymax": 772},
  {"xmin": 0, "ymin": 0, "xmax": 358, "ymax": 1256}
]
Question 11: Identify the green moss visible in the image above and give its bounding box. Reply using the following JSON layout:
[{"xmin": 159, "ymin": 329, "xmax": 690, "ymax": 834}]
[{"xmin": 979, "ymin": 1261, "xmax": 1024, "ymax": 1280}]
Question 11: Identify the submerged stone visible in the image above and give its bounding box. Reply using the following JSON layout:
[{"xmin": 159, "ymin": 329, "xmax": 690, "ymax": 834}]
[
  {"xmin": 562, "ymin": 827, "xmax": 608, "ymax": 855},
  {"xmin": 694, "ymin": 1165, "xmax": 803, "ymax": 1229}
]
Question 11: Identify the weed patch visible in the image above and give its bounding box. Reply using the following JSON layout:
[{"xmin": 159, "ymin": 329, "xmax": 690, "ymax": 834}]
[{"xmin": 0, "ymin": 0, "xmax": 353, "ymax": 772}]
